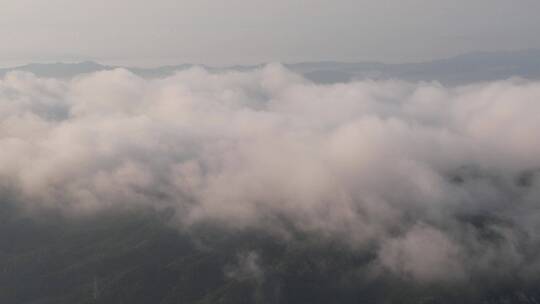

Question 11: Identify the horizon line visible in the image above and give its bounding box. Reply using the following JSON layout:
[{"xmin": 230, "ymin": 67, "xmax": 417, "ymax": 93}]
[{"xmin": 2, "ymin": 48, "xmax": 540, "ymax": 71}]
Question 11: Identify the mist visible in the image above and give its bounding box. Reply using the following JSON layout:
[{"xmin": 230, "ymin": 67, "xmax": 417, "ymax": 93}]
[{"xmin": 1, "ymin": 65, "xmax": 540, "ymax": 283}]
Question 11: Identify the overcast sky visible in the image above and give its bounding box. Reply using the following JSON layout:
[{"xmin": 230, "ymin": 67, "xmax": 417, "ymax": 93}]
[{"xmin": 2, "ymin": 0, "xmax": 540, "ymax": 67}]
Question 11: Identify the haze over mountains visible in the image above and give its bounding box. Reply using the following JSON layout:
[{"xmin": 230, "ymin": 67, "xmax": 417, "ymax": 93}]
[
  {"xmin": 2, "ymin": 49, "xmax": 540, "ymax": 85},
  {"xmin": 4, "ymin": 0, "xmax": 540, "ymax": 302}
]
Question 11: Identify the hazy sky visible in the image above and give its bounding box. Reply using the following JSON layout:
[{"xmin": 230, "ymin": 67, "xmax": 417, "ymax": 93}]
[{"xmin": 2, "ymin": 0, "xmax": 540, "ymax": 67}]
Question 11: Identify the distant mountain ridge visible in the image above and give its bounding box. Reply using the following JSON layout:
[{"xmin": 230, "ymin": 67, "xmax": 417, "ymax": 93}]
[{"xmin": 2, "ymin": 49, "xmax": 540, "ymax": 85}]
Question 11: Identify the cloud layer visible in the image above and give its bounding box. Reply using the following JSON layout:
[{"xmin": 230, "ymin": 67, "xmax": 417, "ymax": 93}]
[{"xmin": 1, "ymin": 66, "xmax": 540, "ymax": 282}]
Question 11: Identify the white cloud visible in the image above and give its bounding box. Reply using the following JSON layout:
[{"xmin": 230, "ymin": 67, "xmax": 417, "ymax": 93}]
[{"xmin": 1, "ymin": 66, "xmax": 539, "ymax": 281}]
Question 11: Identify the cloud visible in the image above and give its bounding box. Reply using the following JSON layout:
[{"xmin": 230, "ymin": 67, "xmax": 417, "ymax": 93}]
[
  {"xmin": 377, "ymin": 224, "xmax": 465, "ymax": 282},
  {"xmin": 1, "ymin": 65, "xmax": 540, "ymax": 282},
  {"xmin": 225, "ymin": 251, "xmax": 264, "ymax": 282}
]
